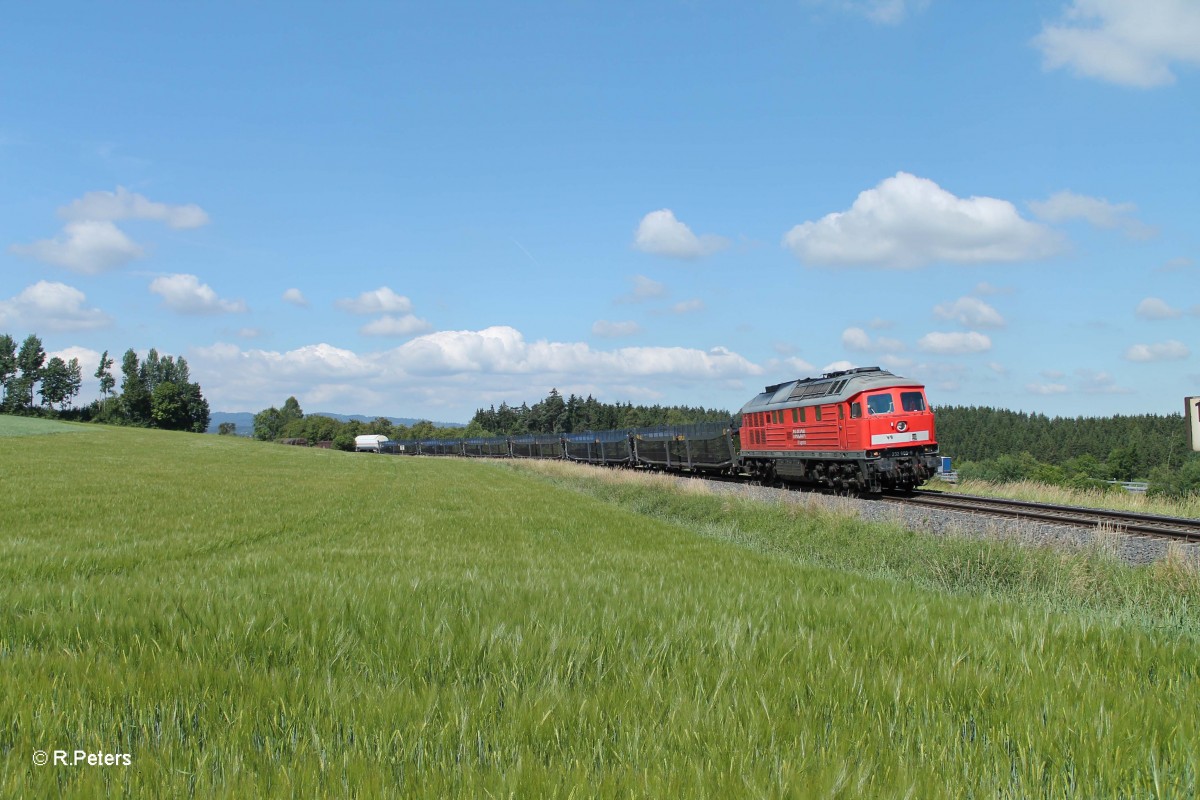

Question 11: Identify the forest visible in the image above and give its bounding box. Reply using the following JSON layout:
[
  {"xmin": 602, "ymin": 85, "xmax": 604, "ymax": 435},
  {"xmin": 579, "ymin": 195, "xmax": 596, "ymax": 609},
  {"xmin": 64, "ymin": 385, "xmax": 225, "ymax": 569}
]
[{"xmin": 934, "ymin": 405, "xmax": 1200, "ymax": 497}]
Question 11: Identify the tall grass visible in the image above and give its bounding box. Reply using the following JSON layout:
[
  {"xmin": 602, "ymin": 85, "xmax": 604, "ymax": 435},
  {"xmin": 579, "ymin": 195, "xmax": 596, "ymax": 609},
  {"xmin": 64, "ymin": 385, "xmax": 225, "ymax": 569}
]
[
  {"xmin": 509, "ymin": 460, "xmax": 1200, "ymax": 637},
  {"xmin": 2, "ymin": 426, "xmax": 1198, "ymax": 797}
]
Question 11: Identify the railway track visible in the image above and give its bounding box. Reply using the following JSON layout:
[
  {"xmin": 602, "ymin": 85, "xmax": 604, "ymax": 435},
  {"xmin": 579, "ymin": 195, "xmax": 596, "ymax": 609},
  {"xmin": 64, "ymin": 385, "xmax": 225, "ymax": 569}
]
[{"xmin": 886, "ymin": 490, "xmax": 1200, "ymax": 544}]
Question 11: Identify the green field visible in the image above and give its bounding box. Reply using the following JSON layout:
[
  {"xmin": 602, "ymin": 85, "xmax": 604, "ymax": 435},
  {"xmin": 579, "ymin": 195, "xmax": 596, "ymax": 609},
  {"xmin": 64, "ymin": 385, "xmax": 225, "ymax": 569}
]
[
  {"xmin": 0, "ymin": 414, "xmax": 91, "ymax": 437},
  {"xmin": 2, "ymin": 421, "xmax": 1198, "ymax": 797}
]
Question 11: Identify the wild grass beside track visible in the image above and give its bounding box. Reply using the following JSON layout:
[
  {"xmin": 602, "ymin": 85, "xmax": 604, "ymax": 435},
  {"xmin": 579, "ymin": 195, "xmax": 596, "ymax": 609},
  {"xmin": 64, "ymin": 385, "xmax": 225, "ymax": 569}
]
[
  {"xmin": 929, "ymin": 475, "xmax": 1200, "ymax": 519},
  {"xmin": 2, "ymin": 423, "xmax": 1198, "ymax": 797}
]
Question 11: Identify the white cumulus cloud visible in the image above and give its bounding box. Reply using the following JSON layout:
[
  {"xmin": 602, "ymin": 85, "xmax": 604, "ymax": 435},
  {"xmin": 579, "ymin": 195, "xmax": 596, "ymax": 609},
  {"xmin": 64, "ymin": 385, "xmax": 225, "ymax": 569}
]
[
  {"xmin": 10, "ymin": 220, "xmax": 144, "ymax": 274},
  {"xmin": 592, "ymin": 320, "xmax": 642, "ymax": 338},
  {"xmin": 360, "ymin": 314, "xmax": 433, "ymax": 337},
  {"xmin": 58, "ymin": 186, "xmax": 210, "ymax": 229},
  {"xmin": 0, "ymin": 281, "xmax": 112, "ymax": 332},
  {"xmin": 336, "ymin": 287, "xmax": 414, "ymax": 315},
  {"xmin": 1077, "ymin": 369, "xmax": 1134, "ymax": 394},
  {"xmin": 766, "ymin": 356, "xmax": 818, "ymax": 376},
  {"xmin": 917, "ymin": 331, "xmax": 992, "ymax": 354},
  {"xmin": 282, "ymin": 288, "xmax": 309, "ymax": 307},
  {"xmin": 1027, "ymin": 382, "xmax": 1070, "ymax": 395},
  {"xmin": 1029, "ymin": 190, "xmax": 1156, "ymax": 238},
  {"xmin": 841, "ymin": 327, "xmax": 905, "ymax": 353},
  {"xmin": 933, "ymin": 297, "xmax": 1006, "ymax": 328},
  {"xmin": 821, "ymin": 360, "xmax": 859, "ymax": 373},
  {"xmin": 1135, "ymin": 297, "xmax": 1181, "ymax": 320},
  {"xmin": 386, "ymin": 326, "xmax": 762, "ymax": 380},
  {"xmin": 669, "ymin": 299, "xmax": 705, "ymax": 314},
  {"xmin": 783, "ymin": 172, "xmax": 1062, "ymax": 268},
  {"xmin": 149, "ymin": 274, "xmax": 247, "ymax": 315},
  {"xmin": 1034, "ymin": 0, "xmax": 1200, "ymax": 88},
  {"xmin": 1123, "ymin": 340, "xmax": 1190, "ymax": 362},
  {"xmin": 633, "ymin": 209, "xmax": 728, "ymax": 259},
  {"xmin": 617, "ymin": 275, "xmax": 669, "ymax": 304}
]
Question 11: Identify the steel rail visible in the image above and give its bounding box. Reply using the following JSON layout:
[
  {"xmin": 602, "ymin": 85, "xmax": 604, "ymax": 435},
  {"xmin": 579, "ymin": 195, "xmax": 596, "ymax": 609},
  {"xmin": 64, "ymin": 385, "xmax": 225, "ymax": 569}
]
[{"xmin": 888, "ymin": 490, "xmax": 1200, "ymax": 543}]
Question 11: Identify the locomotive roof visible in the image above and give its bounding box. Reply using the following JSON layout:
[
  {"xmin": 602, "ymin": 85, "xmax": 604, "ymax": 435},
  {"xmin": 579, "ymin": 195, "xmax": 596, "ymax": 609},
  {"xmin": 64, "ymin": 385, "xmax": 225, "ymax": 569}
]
[{"xmin": 738, "ymin": 366, "xmax": 925, "ymax": 414}]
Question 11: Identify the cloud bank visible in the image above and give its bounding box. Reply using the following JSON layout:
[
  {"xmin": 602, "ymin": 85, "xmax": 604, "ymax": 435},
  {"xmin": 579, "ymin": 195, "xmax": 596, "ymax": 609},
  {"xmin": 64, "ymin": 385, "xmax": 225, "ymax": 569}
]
[{"xmin": 783, "ymin": 172, "xmax": 1062, "ymax": 268}]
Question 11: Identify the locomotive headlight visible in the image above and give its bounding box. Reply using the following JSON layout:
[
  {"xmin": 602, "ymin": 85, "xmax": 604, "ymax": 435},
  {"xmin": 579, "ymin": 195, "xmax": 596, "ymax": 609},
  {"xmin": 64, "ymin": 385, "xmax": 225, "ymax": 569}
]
[{"xmin": 896, "ymin": 421, "xmax": 908, "ymax": 432}]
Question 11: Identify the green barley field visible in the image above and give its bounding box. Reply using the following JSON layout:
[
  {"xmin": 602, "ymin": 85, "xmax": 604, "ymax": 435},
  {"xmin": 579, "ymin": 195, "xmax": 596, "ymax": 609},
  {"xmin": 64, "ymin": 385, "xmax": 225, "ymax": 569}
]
[{"xmin": 2, "ymin": 418, "xmax": 1198, "ymax": 798}]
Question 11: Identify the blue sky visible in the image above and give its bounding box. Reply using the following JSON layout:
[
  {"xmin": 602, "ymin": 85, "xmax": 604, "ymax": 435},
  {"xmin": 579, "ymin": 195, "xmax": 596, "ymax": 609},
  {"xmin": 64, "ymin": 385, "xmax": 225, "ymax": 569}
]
[{"xmin": 2, "ymin": 0, "xmax": 1198, "ymax": 423}]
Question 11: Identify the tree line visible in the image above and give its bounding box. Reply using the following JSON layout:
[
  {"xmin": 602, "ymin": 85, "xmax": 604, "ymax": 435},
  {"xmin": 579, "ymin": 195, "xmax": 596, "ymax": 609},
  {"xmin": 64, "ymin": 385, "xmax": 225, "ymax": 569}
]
[
  {"xmin": 0, "ymin": 331, "xmax": 210, "ymax": 433},
  {"xmin": 935, "ymin": 405, "xmax": 1200, "ymax": 497},
  {"xmin": 249, "ymin": 389, "xmax": 732, "ymax": 450},
  {"xmin": 471, "ymin": 389, "xmax": 732, "ymax": 435},
  {"xmin": 248, "ymin": 396, "xmax": 469, "ymax": 449}
]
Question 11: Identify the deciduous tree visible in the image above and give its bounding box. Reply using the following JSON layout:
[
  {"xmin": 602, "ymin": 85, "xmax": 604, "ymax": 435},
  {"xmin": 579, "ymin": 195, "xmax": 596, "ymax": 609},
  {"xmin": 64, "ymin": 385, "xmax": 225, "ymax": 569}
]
[
  {"xmin": 95, "ymin": 350, "xmax": 115, "ymax": 398},
  {"xmin": 14, "ymin": 334, "xmax": 46, "ymax": 410},
  {"xmin": 0, "ymin": 333, "xmax": 16, "ymax": 407},
  {"xmin": 120, "ymin": 349, "xmax": 151, "ymax": 424}
]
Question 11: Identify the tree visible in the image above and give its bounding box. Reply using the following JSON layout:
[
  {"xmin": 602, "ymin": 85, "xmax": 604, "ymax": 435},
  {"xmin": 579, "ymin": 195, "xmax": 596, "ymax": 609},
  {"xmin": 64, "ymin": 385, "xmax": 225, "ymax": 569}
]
[
  {"xmin": 13, "ymin": 334, "xmax": 46, "ymax": 410},
  {"xmin": 253, "ymin": 406, "xmax": 285, "ymax": 441},
  {"xmin": 0, "ymin": 333, "xmax": 16, "ymax": 407},
  {"xmin": 39, "ymin": 357, "xmax": 70, "ymax": 409},
  {"xmin": 38, "ymin": 357, "xmax": 82, "ymax": 411},
  {"xmin": 280, "ymin": 396, "xmax": 304, "ymax": 427},
  {"xmin": 95, "ymin": 350, "xmax": 115, "ymax": 399},
  {"xmin": 181, "ymin": 382, "xmax": 211, "ymax": 433},
  {"xmin": 150, "ymin": 381, "xmax": 210, "ymax": 432},
  {"xmin": 140, "ymin": 348, "xmax": 161, "ymax": 395},
  {"xmin": 65, "ymin": 357, "xmax": 82, "ymax": 409},
  {"xmin": 151, "ymin": 382, "xmax": 190, "ymax": 430},
  {"xmin": 120, "ymin": 349, "xmax": 151, "ymax": 424},
  {"xmin": 217, "ymin": 422, "xmax": 237, "ymax": 435}
]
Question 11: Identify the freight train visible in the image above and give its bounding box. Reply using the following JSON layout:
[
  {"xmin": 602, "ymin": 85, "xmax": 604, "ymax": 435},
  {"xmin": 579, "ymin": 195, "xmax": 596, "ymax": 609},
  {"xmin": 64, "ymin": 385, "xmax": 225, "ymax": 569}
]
[{"xmin": 391, "ymin": 367, "xmax": 940, "ymax": 494}]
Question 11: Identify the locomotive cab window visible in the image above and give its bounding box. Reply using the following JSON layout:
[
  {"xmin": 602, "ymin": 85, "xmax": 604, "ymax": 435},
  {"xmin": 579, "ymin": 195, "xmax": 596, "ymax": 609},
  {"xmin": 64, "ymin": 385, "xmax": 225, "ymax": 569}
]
[
  {"xmin": 850, "ymin": 402, "xmax": 861, "ymax": 418},
  {"xmin": 901, "ymin": 391, "xmax": 926, "ymax": 412},
  {"xmin": 866, "ymin": 393, "xmax": 894, "ymax": 415}
]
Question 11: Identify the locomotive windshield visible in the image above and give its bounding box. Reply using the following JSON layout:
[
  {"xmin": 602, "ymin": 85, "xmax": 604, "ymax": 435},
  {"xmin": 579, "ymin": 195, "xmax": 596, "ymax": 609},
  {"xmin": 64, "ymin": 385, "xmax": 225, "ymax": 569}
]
[
  {"xmin": 900, "ymin": 391, "xmax": 926, "ymax": 412},
  {"xmin": 866, "ymin": 393, "xmax": 894, "ymax": 415}
]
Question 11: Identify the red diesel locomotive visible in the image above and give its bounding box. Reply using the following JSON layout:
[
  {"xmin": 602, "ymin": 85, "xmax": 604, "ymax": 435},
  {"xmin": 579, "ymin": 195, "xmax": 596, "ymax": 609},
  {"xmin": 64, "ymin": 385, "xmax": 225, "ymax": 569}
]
[{"xmin": 738, "ymin": 367, "xmax": 939, "ymax": 493}]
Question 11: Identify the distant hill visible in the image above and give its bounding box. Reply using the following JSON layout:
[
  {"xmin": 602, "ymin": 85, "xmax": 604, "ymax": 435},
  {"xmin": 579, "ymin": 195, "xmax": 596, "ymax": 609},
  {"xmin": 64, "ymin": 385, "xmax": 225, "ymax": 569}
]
[{"xmin": 207, "ymin": 411, "xmax": 465, "ymax": 435}]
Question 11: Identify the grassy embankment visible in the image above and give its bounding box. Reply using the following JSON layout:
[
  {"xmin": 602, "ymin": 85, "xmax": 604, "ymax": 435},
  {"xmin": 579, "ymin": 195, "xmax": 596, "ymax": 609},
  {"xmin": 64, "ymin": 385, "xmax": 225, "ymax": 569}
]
[{"xmin": 1, "ymin": 418, "xmax": 1198, "ymax": 797}]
